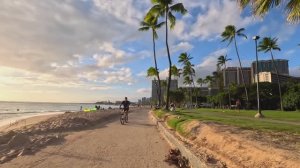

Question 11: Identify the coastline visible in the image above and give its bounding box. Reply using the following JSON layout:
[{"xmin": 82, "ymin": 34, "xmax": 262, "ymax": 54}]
[{"xmin": 0, "ymin": 112, "xmax": 65, "ymax": 133}]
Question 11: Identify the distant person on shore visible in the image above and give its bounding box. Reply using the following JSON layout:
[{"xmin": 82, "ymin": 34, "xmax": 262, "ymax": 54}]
[{"xmin": 80, "ymin": 106, "xmax": 83, "ymax": 112}]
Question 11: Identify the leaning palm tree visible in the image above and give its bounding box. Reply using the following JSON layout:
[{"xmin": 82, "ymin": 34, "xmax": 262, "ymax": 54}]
[
  {"xmin": 145, "ymin": 0, "xmax": 187, "ymax": 110},
  {"xmin": 258, "ymin": 37, "xmax": 283, "ymax": 111},
  {"xmin": 217, "ymin": 55, "xmax": 232, "ymax": 108},
  {"xmin": 237, "ymin": 0, "xmax": 300, "ymax": 23},
  {"xmin": 221, "ymin": 25, "xmax": 249, "ymax": 106},
  {"xmin": 139, "ymin": 14, "xmax": 165, "ymax": 107}
]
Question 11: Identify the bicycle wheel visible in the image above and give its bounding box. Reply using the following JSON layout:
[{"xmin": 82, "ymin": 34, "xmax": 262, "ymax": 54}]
[
  {"xmin": 120, "ymin": 113, "xmax": 125, "ymax": 125},
  {"xmin": 125, "ymin": 112, "xmax": 128, "ymax": 123}
]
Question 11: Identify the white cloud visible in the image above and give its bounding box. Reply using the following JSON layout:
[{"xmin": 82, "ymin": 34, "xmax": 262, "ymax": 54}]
[
  {"xmin": 90, "ymin": 86, "xmax": 113, "ymax": 90},
  {"xmin": 92, "ymin": 0, "xmax": 144, "ymax": 26},
  {"xmin": 136, "ymin": 88, "xmax": 151, "ymax": 93},
  {"xmin": 172, "ymin": 42, "xmax": 194, "ymax": 53},
  {"xmin": 93, "ymin": 42, "xmax": 135, "ymax": 68},
  {"xmin": 189, "ymin": 0, "xmax": 256, "ymax": 40}
]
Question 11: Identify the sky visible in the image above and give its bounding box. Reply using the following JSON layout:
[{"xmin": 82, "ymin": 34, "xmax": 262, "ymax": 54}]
[{"xmin": 0, "ymin": 0, "xmax": 299, "ymax": 103}]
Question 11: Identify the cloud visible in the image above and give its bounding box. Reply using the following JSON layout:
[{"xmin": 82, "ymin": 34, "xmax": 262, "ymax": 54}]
[
  {"xmin": 93, "ymin": 42, "xmax": 135, "ymax": 68},
  {"xmin": 90, "ymin": 86, "xmax": 113, "ymax": 90},
  {"xmin": 136, "ymin": 88, "xmax": 151, "ymax": 93},
  {"xmin": 171, "ymin": 42, "xmax": 194, "ymax": 53},
  {"xmin": 189, "ymin": 0, "xmax": 256, "ymax": 40}
]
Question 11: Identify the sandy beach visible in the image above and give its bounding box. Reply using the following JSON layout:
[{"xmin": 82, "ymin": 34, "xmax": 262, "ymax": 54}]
[
  {"xmin": 0, "ymin": 113, "xmax": 64, "ymax": 133},
  {"xmin": 0, "ymin": 108, "xmax": 174, "ymax": 168}
]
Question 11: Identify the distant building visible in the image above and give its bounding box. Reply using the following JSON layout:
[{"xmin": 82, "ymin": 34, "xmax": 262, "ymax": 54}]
[
  {"xmin": 254, "ymin": 72, "xmax": 300, "ymax": 84},
  {"xmin": 251, "ymin": 59, "xmax": 289, "ymax": 83},
  {"xmin": 152, "ymin": 79, "xmax": 178, "ymax": 102},
  {"xmin": 222, "ymin": 67, "xmax": 252, "ymax": 87}
]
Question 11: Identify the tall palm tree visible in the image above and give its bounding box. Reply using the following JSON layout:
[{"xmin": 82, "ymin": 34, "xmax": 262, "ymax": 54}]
[
  {"xmin": 183, "ymin": 76, "xmax": 193, "ymax": 108},
  {"xmin": 217, "ymin": 55, "xmax": 232, "ymax": 108},
  {"xmin": 221, "ymin": 25, "xmax": 249, "ymax": 106},
  {"xmin": 139, "ymin": 14, "xmax": 165, "ymax": 107},
  {"xmin": 258, "ymin": 37, "xmax": 283, "ymax": 111},
  {"xmin": 145, "ymin": 0, "xmax": 187, "ymax": 110},
  {"xmin": 237, "ymin": 0, "xmax": 300, "ymax": 23},
  {"xmin": 179, "ymin": 53, "xmax": 197, "ymax": 107}
]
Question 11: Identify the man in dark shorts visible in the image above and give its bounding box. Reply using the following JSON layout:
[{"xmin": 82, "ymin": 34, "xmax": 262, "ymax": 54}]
[{"xmin": 120, "ymin": 97, "xmax": 130, "ymax": 120}]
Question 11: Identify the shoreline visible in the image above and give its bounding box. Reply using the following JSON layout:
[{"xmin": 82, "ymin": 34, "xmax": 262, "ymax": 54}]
[{"xmin": 0, "ymin": 112, "xmax": 65, "ymax": 132}]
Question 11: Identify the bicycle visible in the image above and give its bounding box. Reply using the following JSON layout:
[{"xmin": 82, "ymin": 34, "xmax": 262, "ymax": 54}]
[{"xmin": 120, "ymin": 108, "xmax": 129, "ymax": 125}]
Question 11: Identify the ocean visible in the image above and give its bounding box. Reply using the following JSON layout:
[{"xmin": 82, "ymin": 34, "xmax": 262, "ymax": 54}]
[{"xmin": 0, "ymin": 101, "xmax": 118, "ymax": 127}]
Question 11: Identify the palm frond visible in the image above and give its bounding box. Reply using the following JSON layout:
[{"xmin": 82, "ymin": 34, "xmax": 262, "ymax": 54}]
[
  {"xmin": 253, "ymin": 0, "xmax": 281, "ymax": 16},
  {"xmin": 138, "ymin": 26, "xmax": 150, "ymax": 31},
  {"xmin": 237, "ymin": 0, "xmax": 251, "ymax": 9},
  {"xmin": 153, "ymin": 30, "xmax": 158, "ymax": 39},
  {"xmin": 286, "ymin": 0, "xmax": 300, "ymax": 23},
  {"xmin": 140, "ymin": 21, "xmax": 150, "ymax": 27},
  {"xmin": 168, "ymin": 12, "xmax": 176, "ymax": 29},
  {"xmin": 170, "ymin": 3, "xmax": 187, "ymax": 14},
  {"xmin": 155, "ymin": 21, "xmax": 165, "ymax": 29}
]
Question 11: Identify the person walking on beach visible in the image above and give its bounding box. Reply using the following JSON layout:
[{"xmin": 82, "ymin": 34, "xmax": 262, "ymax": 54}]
[{"xmin": 120, "ymin": 97, "xmax": 130, "ymax": 122}]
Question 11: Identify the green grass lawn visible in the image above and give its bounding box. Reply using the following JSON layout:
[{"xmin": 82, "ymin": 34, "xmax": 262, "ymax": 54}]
[{"xmin": 157, "ymin": 108, "xmax": 300, "ymax": 134}]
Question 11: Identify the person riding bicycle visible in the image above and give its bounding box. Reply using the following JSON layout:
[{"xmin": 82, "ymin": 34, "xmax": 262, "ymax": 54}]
[{"xmin": 120, "ymin": 97, "xmax": 130, "ymax": 113}]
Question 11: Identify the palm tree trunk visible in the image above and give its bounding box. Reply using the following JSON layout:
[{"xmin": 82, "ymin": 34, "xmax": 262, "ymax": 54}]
[
  {"xmin": 165, "ymin": 8, "xmax": 172, "ymax": 111},
  {"xmin": 191, "ymin": 76, "xmax": 197, "ymax": 108},
  {"xmin": 234, "ymin": 37, "xmax": 249, "ymax": 107},
  {"xmin": 224, "ymin": 64, "xmax": 231, "ymax": 109},
  {"xmin": 270, "ymin": 50, "xmax": 283, "ymax": 111},
  {"xmin": 152, "ymin": 29, "xmax": 161, "ymax": 107}
]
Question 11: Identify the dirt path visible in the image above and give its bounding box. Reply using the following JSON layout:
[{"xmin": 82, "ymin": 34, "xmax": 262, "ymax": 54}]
[{"xmin": 1, "ymin": 108, "xmax": 174, "ymax": 168}]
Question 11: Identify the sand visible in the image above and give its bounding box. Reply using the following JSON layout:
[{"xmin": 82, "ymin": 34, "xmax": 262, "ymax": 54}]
[
  {"xmin": 176, "ymin": 120, "xmax": 300, "ymax": 168},
  {"xmin": 0, "ymin": 108, "xmax": 174, "ymax": 168},
  {"xmin": 0, "ymin": 114, "xmax": 61, "ymax": 133}
]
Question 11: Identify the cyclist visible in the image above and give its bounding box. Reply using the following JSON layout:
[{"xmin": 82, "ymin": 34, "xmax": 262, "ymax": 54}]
[{"xmin": 120, "ymin": 97, "xmax": 130, "ymax": 122}]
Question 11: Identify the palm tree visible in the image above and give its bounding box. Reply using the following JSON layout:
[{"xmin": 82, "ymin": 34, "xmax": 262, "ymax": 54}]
[
  {"xmin": 147, "ymin": 67, "xmax": 160, "ymax": 105},
  {"xmin": 139, "ymin": 14, "xmax": 165, "ymax": 107},
  {"xmin": 183, "ymin": 76, "xmax": 193, "ymax": 108},
  {"xmin": 171, "ymin": 65, "xmax": 181, "ymax": 79},
  {"xmin": 221, "ymin": 25, "xmax": 249, "ymax": 107},
  {"xmin": 237, "ymin": 0, "xmax": 300, "ymax": 23},
  {"xmin": 204, "ymin": 75, "xmax": 214, "ymax": 87},
  {"xmin": 217, "ymin": 55, "xmax": 232, "ymax": 108},
  {"xmin": 258, "ymin": 37, "xmax": 283, "ymax": 111},
  {"xmin": 197, "ymin": 78, "xmax": 204, "ymax": 87},
  {"xmin": 145, "ymin": 0, "xmax": 187, "ymax": 110},
  {"xmin": 178, "ymin": 53, "xmax": 197, "ymax": 107}
]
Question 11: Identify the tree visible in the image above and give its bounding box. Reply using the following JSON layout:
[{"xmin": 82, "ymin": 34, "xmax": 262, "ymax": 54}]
[
  {"xmin": 139, "ymin": 14, "xmax": 165, "ymax": 107},
  {"xmin": 217, "ymin": 55, "xmax": 232, "ymax": 108},
  {"xmin": 179, "ymin": 53, "xmax": 196, "ymax": 107},
  {"xmin": 258, "ymin": 37, "xmax": 283, "ymax": 111},
  {"xmin": 145, "ymin": 0, "xmax": 187, "ymax": 110},
  {"xmin": 171, "ymin": 65, "xmax": 181, "ymax": 79},
  {"xmin": 237, "ymin": 0, "xmax": 300, "ymax": 23},
  {"xmin": 147, "ymin": 67, "xmax": 160, "ymax": 105},
  {"xmin": 197, "ymin": 78, "xmax": 204, "ymax": 87},
  {"xmin": 221, "ymin": 25, "xmax": 249, "ymax": 106}
]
